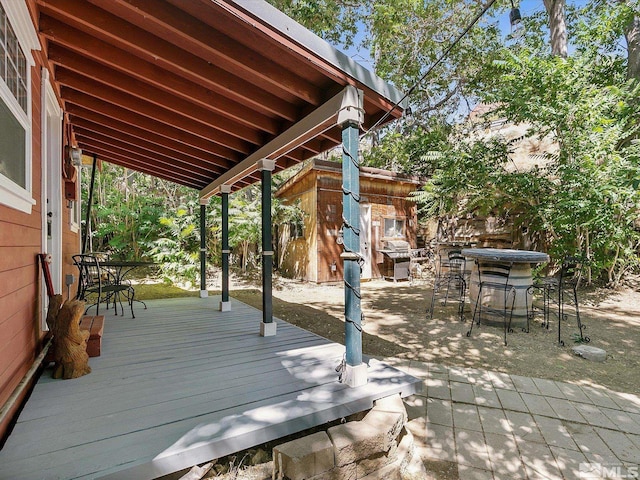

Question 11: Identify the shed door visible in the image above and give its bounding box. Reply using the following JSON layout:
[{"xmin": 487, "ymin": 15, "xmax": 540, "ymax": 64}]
[{"xmin": 359, "ymin": 204, "xmax": 372, "ymax": 280}]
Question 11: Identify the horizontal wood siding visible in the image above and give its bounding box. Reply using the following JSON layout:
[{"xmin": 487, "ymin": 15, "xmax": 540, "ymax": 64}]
[
  {"xmin": 278, "ymin": 171, "xmax": 316, "ymax": 282},
  {"xmin": 0, "ymin": 59, "xmax": 44, "ymax": 440}
]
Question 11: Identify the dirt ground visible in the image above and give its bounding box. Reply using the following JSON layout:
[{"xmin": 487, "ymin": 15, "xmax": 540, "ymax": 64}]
[{"xmin": 230, "ymin": 273, "xmax": 640, "ymax": 395}]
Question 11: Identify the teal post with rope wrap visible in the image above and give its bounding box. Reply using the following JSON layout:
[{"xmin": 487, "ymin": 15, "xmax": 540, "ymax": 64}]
[
  {"xmin": 220, "ymin": 185, "xmax": 231, "ymax": 311},
  {"xmin": 342, "ymin": 121, "xmax": 362, "ymax": 367},
  {"xmin": 337, "ymin": 86, "xmax": 367, "ymax": 386}
]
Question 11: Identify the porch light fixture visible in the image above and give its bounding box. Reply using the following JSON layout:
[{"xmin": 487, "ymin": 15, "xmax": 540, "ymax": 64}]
[
  {"xmin": 70, "ymin": 147, "xmax": 83, "ymax": 166},
  {"xmin": 509, "ymin": 1, "xmax": 521, "ymax": 27},
  {"xmin": 509, "ymin": 0, "xmax": 524, "ymax": 37}
]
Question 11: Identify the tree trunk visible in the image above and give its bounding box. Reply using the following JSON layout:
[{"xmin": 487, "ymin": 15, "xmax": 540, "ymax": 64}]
[
  {"xmin": 543, "ymin": 0, "xmax": 568, "ymax": 58},
  {"xmin": 625, "ymin": 14, "xmax": 640, "ymax": 81}
]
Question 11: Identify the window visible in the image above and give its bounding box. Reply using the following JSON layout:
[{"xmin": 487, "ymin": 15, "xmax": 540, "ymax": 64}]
[
  {"xmin": 0, "ymin": 1, "xmax": 35, "ymax": 213},
  {"xmin": 384, "ymin": 218, "xmax": 405, "ymax": 238},
  {"xmin": 289, "ymin": 221, "xmax": 304, "ymax": 239}
]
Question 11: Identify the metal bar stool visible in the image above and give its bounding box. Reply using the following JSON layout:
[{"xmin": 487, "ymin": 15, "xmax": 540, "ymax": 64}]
[
  {"xmin": 427, "ymin": 249, "xmax": 465, "ymax": 319},
  {"xmin": 532, "ymin": 256, "xmax": 589, "ymax": 345},
  {"xmin": 467, "ymin": 261, "xmax": 517, "ymax": 346}
]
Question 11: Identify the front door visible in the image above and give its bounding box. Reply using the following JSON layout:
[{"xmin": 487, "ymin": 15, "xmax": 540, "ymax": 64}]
[
  {"xmin": 359, "ymin": 204, "xmax": 372, "ymax": 280},
  {"xmin": 41, "ymin": 71, "xmax": 63, "ymax": 325}
]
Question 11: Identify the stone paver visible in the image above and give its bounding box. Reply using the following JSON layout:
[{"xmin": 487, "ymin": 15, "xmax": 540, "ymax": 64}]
[{"xmin": 400, "ymin": 360, "xmax": 640, "ymax": 480}]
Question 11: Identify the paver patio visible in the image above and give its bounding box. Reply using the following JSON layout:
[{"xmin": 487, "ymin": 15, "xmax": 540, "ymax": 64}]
[{"xmin": 389, "ymin": 359, "xmax": 640, "ymax": 480}]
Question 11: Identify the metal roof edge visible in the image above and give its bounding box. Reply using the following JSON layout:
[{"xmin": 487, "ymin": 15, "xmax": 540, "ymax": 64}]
[{"xmin": 228, "ymin": 0, "xmax": 405, "ymax": 106}]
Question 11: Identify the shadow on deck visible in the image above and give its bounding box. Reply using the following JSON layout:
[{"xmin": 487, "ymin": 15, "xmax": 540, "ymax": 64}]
[{"xmin": 0, "ymin": 295, "xmax": 421, "ymax": 480}]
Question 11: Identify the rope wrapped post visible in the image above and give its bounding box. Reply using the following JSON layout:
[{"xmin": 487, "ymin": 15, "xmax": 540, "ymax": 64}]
[
  {"xmin": 219, "ymin": 185, "xmax": 232, "ymax": 311},
  {"xmin": 258, "ymin": 159, "xmax": 277, "ymax": 336},
  {"xmin": 199, "ymin": 199, "xmax": 208, "ymax": 298},
  {"xmin": 338, "ymin": 87, "xmax": 367, "ymax": 387}
]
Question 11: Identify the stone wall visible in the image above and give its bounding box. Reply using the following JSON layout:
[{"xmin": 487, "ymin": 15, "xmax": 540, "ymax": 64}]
[{"xmin": 272, "ymin": 395, "xmax": 426, "ymax": 480}]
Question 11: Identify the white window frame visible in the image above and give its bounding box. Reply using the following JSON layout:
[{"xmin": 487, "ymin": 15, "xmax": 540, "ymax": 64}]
[
  {"xmin": 383, "ymin": 217, "xmax": 406, "ymax": 239},
  {"xmin": 0, "ymin": 1, "xmax": 39, "ymax": 213}
]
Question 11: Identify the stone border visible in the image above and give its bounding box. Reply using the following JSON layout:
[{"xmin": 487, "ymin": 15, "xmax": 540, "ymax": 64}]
[{"xmin": 273, "ymin": 394, "xmax": 426, "ymax": 480}]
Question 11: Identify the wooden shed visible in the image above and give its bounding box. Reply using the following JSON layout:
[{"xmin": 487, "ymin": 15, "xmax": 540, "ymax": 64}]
[{"xmin": 276, "ymin": 159, "xmax": 423, "ymax": 283}]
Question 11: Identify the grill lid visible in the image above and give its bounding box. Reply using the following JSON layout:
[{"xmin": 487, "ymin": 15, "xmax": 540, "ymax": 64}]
[{"xmin": 382, "ymin": 239, "xmax": 410, "ymax": 251}]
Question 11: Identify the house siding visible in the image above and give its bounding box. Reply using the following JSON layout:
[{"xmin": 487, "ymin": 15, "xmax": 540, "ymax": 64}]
[
  {"xmin": 0, "ymin": 45, "xmax": 79, "ymax": 440},
  {"xmin": 0, "ymin": 59, "xmax": 44, "ymax": 441}
]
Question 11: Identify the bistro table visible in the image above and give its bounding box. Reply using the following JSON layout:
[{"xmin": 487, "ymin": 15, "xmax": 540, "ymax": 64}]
[
  {"xmin": 99, "ymin": 260, "xmax": 155, "ymax": 310},
  {"xmin": 461, "ymin": 248, "xmax": 549, "ymax": 327}
]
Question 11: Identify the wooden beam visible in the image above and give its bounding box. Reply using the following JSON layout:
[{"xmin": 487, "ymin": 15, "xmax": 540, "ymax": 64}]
[
  {"xmin": 47, "ymin": 43, "xmax": 281, "ymax": 134},
  {"xmin": 49, "ymin": 50, "xmax": 277, "ymax": 139},
  {"xmin": 77, "ymin": 144, "xmax": 210, "ymax": 189},
  {"xmin": 88, "ymin": 0, "xmax": 322, "ymax": 105},
  {"xmin": 37, "ymin": 4, "xmax": 299, "ymax": 119},
  {"xmin": 62, "ymin": 90, "xmax": 240, "ymax": 164},
  {"xmin": 200, "ymin": 86, "xmax": 361, "ymax": 199},
  {"xmin": 73, "ymin": 124, "xmax": 226, "ymax": 178},
  {"xmin": 56, "ymin": 71, "xmax": 258, "ymax": 153},
  {"xmin": 74, "ymin": 132, "xmax": 218, "ymax": 180},
  {"xmin": 68, "ymin": 111, "xmax": 233, "ymax": 169}
]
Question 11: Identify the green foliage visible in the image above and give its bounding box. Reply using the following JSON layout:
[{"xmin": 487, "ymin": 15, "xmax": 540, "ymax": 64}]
[
  {"xmin": 149, "ymin": 202, "xmax": 201, "ymax": 286},
  {"xmin": 363, "ymin": 122, "xmax": 451, "ymax": 175},
  {"xmin": 81, "ymin": 164, "xmax": 304, "ymax": 285},
  {"xmin": 416, "ymin": 41, "xmax": 640, "ymax": 286},
  {"xmin": 265, "ymin": 0, "xmax": 361, "ymax": 46}
]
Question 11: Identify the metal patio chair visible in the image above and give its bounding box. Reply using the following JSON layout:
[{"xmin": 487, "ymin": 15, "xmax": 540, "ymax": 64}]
[
  {"xmin": 427, "ymin": 249, "xmax": 468, "ymax": 320},
  {"xmin": 532, "ymin": 256, "xmax": 589, "ymax": 345},
  {"xmin": 73, "ymin": 254, "xmax": 135, "ymax": 318},
  {"xmin": 467, "ymin": 261, "xmax": 517, "ymax": 346}
]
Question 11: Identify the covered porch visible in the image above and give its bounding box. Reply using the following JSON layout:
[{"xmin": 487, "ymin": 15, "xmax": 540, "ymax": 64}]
[{"xmin": 0, "ymin": 296, "xmax": 421, "ymax": 480}]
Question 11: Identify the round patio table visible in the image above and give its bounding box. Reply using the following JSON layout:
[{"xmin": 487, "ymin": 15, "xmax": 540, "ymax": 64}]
[{"xmin": 462, "ymin": 248, "xmax": 549, "ymax": 326}]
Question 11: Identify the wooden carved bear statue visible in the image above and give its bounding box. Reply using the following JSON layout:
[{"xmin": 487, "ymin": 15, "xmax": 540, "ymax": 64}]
[{"xmin": 49, "ymin": 297, "xmax": 92, "ymax": 379}]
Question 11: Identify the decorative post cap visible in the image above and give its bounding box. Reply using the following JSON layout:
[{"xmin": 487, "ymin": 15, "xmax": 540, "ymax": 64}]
[{"xmin": 257, "ymin": 159, "xmax": 276, "ymax": 171}]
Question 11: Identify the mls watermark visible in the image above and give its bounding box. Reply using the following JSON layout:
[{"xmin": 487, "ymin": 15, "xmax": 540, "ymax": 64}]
[{"xmin": 579, "ymin": 463, "xmax": 639, "ymax": 479}]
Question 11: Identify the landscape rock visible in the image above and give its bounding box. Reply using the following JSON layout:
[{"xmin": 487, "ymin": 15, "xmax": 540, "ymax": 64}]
[{"xmin": 572, "ymin": 345, "xmax": 607, "ymax": 362}]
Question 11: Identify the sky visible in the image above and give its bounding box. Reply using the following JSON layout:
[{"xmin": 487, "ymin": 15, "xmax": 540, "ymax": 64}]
[{"xmin": 341, "ymin": 0, "xmax": 589, "ymax": 71}]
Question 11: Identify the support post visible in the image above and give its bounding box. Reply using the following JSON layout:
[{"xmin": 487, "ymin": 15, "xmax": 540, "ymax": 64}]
[
  {"xmin": 81, "ymin": 154, "xmax": 97, "ymax": 255},
  {"xmin": 259, "ymin": 159, "xmax": 276, "ymax": 336},
  {"xmin": 199, "ymin": 199, "xmax": 208, "ymax": 298},
  {"xmin": 219, "ymin": 185, "xmax": 231, "ymax": 311},
  {"xmin": 339, "ymin": 88, "xmax": 367, "ymax": 387}
]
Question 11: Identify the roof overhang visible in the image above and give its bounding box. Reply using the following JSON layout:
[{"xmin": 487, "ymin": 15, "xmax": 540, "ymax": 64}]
[{"xmin": 33, "ymin": 0, "xmax": 404, "ymax": 193}]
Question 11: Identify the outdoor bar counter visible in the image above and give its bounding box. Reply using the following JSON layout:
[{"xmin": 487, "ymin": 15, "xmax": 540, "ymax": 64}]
[{"xmin": 462, "ymin": 248, "xmax": 550, "ymax": 326}]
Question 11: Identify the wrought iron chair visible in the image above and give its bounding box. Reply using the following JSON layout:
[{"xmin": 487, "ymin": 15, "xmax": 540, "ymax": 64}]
[
  {"xmin": 427, "ymin": 249, "xmax": 456, "ymax": 318},
  {"xmin": 72, "ymin": 254, "xmax": 135, "ymax": 317},
  {"xmin": 532, "ymin": 256, "xmax": 589, "ymax": 345},
  {"xmin": 427, "ymin": 249, "xmax": 469, "ymax": 320},
  {"xmin": 467, "ymin": 261, "xmax": 517, "ymax": 346}
]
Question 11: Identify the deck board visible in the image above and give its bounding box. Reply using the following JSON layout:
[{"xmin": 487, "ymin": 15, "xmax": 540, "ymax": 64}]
[{"xmin": 0, "ymin": 295, "xmax": 420, "ymax": 480}]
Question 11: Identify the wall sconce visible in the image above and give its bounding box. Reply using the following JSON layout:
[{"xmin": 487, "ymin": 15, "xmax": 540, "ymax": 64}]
[{"xmin": 70, "ymin": 146, "xmax": 82, "ymax": 166}]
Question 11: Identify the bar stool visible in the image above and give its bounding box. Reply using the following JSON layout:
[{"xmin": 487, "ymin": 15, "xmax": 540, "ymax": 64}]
[
  {"xmin": 427, "ymin": 249, "xmax": 468, "ymax": 320},
  {"xmin": 532, "ymin": 256, "xmax": 589, "ymax": 345},
  {"xmin": 467, "ymin": 261, "xmax": 517, "ymax": 346}
]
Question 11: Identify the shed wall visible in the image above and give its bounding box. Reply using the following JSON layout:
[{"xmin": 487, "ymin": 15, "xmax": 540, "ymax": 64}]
[{"xmin": 278, "ymin": 164, "xmax": 420, "ymax": 284}]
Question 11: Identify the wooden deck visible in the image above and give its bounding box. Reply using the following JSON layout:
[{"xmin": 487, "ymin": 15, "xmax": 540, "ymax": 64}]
[{"xmin": 0, "ymin": 296, "xmax": 421, "ymax": 480}]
